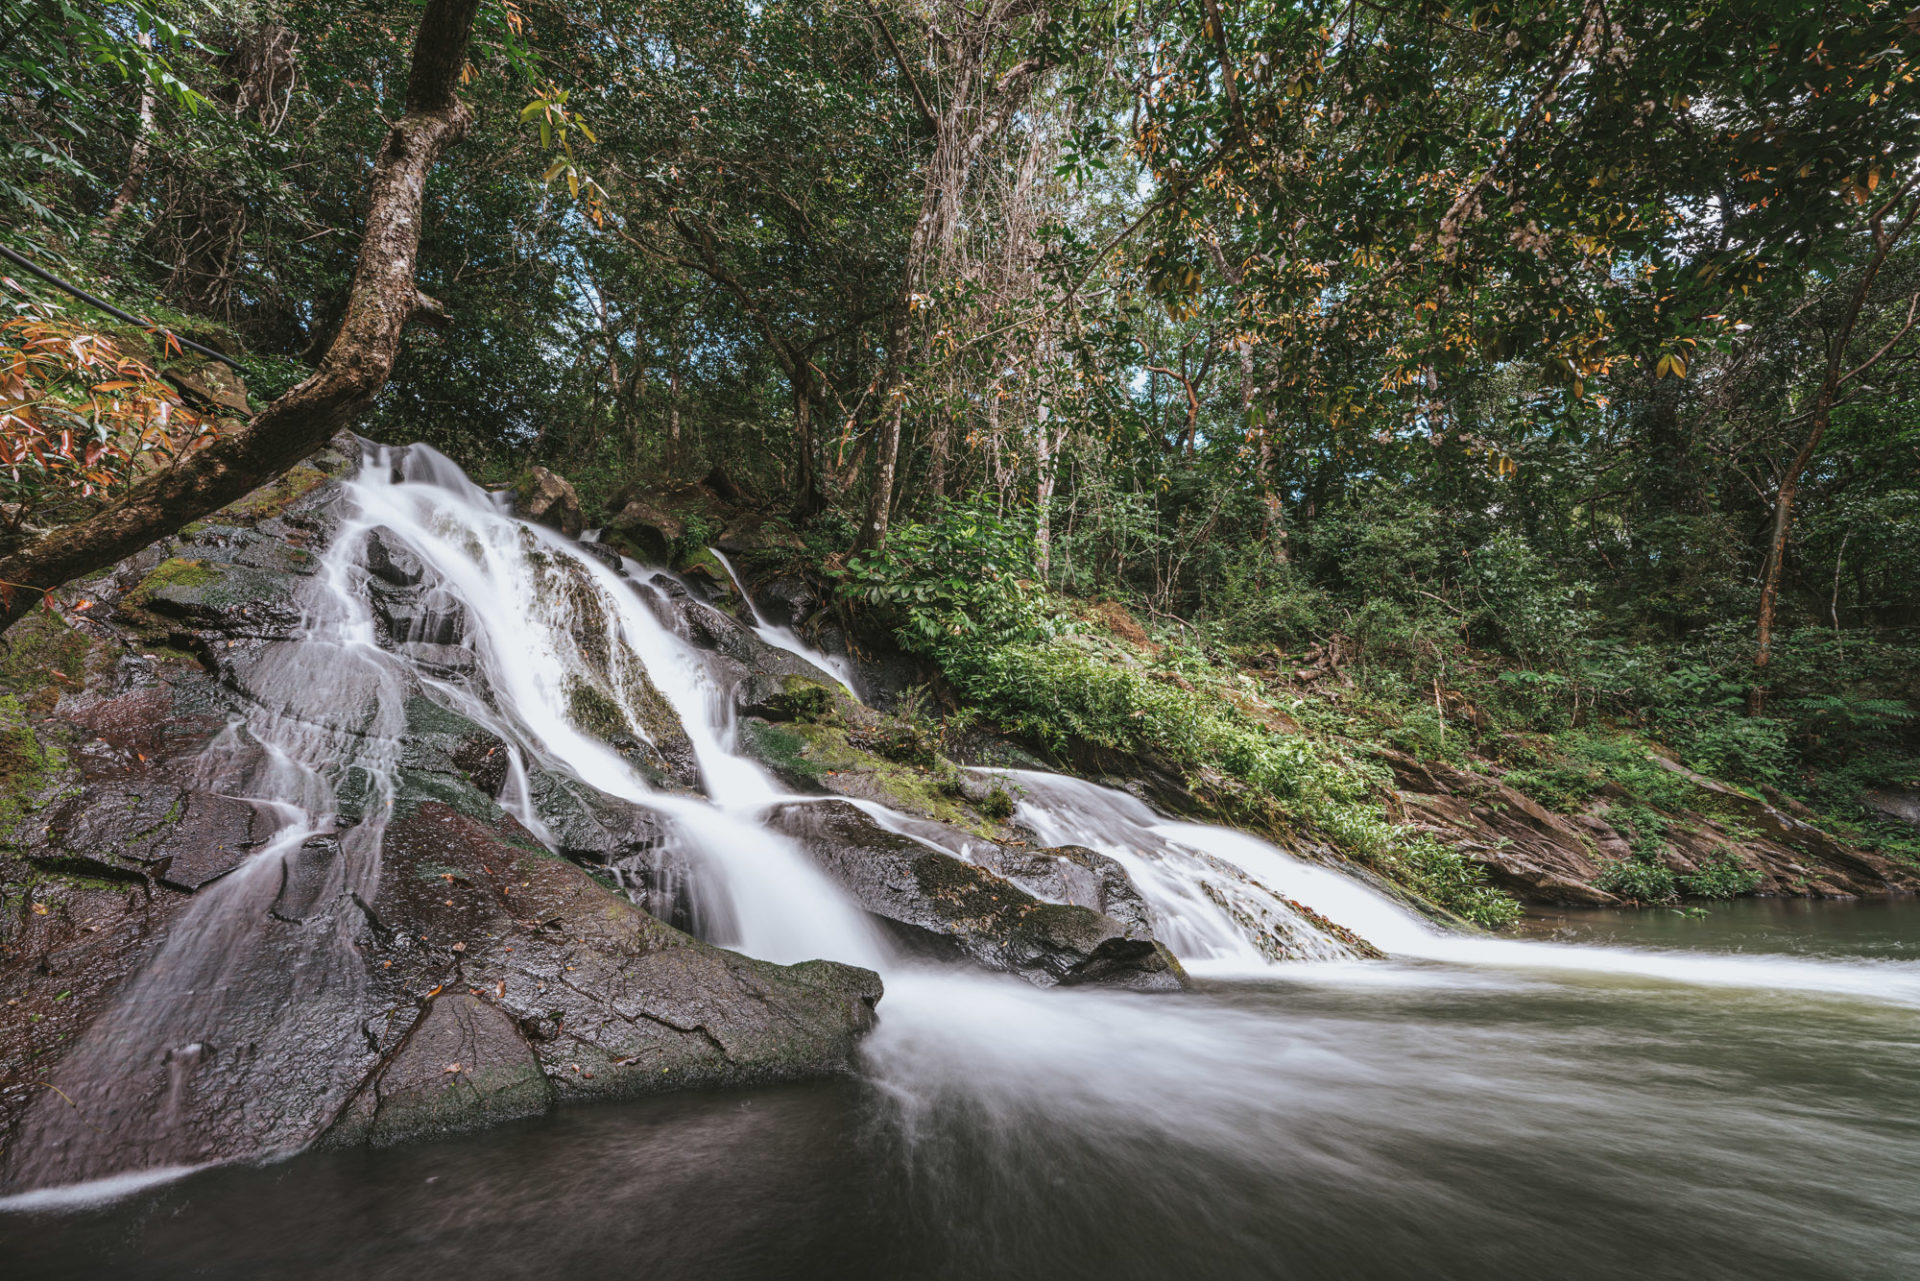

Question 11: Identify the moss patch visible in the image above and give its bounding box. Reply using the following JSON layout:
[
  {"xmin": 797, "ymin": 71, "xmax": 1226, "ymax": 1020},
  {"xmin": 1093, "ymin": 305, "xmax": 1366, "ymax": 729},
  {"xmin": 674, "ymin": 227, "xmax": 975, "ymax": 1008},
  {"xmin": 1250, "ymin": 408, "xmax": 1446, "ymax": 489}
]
[
  {"xmin": 0, "ymin": 611, "xmax": 104, "ymax": 712},
  {"xmin": 567, "ymin": 677, "xmax": 632, "ymax": 742},
  {"xmin": 739, "ymin": 718, "xmax": 989, "ymax": 833},
  {"xmin": 0, "ymin": 695, "xmax": 70, "ymax": 842},
  {"xmin": 215, "ymin": 460, "xmax": 330, "ymax": 525},
  {"xmin": 126, "ymin": 557, "xmax": 225, "ymax": 602}
]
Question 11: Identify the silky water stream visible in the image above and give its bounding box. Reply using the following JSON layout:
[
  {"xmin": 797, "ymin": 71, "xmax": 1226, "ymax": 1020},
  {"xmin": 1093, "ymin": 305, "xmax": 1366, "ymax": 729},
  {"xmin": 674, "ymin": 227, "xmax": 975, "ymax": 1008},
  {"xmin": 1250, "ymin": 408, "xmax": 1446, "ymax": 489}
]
[{"xmin": 6, "ymin": 446, "xmax": 1920, "ymax": 1280}]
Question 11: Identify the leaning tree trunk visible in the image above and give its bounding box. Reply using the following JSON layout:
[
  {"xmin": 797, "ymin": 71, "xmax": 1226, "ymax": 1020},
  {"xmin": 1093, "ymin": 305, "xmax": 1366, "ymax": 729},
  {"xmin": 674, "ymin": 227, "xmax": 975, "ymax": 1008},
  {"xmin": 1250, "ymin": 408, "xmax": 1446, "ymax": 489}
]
[{"xmin": 0, "ymin": 0, "xmax": 481, "ymax": 634}]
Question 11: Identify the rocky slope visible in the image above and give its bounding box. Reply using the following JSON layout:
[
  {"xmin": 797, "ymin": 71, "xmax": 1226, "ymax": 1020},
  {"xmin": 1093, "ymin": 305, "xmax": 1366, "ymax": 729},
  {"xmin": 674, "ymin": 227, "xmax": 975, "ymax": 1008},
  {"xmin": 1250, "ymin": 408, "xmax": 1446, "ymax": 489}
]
[
  {"xmin": 0, "ymin": 440, "xmax": 885, "ymax": 1191},
  {"xmin": 0, "ymin": 436, "xmax": 1193, "ymax": 1193}
]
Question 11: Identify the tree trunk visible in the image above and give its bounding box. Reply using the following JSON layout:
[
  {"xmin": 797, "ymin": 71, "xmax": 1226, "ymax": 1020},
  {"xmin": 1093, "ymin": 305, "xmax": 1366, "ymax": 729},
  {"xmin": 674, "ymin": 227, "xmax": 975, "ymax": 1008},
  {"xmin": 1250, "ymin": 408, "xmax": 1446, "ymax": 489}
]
[
  {"xmin": 0, "ymin": 0, "xmax": 481, "ymax": 634},
  {"xmin": 666, "ymin": 329, "xmax": 682, "ymax": 475},
  {"xmin": 1748, "ymin": 389, "xmax": 1835, "ymax": 715},
  {"xmin": 96, "ymin": 34, "xmax": 156, "ymax": 241},
  {"xmin": 792, "ymin": 369, "xmax": 823, "ymax": 520},
  {"xmin": 1747, "ymin": 192, "xmax": 1917, "ymax": 713},
  {"xmin": 1034, "ymin": 416, "xmax": 1057, "ymax": 578}
]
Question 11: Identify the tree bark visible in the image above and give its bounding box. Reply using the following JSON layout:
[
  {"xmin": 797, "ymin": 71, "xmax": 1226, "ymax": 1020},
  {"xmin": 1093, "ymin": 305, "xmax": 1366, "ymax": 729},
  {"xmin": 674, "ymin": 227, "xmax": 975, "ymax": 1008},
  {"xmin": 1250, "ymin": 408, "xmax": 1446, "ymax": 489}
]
[
  {"xmin": 0, "ymin": 0, "xmax": 481, "ymax": 633},
  {"xmin": 791, "ymin": 366, "xmax": 824, "ymax": 520}
]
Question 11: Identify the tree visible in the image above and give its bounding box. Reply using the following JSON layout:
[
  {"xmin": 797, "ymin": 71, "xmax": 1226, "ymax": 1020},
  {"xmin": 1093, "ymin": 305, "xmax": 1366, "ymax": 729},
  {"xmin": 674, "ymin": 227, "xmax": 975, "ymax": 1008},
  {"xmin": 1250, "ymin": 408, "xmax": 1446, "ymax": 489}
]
[
  {"xmin": 1750, "ymin": 185, "xmax": 1920, "ymax": 711},
  {"xmin": 856, "ymin": 0, "xmax": 1058, "ymax": 549},
  {"xmin": 0, "ymin": 0, "xmax": 483, "ymax": 633}
]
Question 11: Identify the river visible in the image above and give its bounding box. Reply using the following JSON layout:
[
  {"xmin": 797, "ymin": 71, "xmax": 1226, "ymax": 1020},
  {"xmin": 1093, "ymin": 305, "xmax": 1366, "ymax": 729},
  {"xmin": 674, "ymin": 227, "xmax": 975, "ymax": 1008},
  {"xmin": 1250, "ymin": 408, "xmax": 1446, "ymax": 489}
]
[
  {"xmin": 5, "ymin": 445, "xmax": 1917, "ymax": 1278},
  {"xmin": 8, "ymin": 899, "xmax": 1919, "ymax": 1279}
]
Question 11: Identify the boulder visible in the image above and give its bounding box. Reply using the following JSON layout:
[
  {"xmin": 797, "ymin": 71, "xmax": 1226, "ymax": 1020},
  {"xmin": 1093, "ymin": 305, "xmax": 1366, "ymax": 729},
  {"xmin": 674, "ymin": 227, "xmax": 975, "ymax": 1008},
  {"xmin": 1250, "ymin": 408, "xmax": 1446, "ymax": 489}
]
[
  {"xmin": 1863, "ymin": 787, "xmax": 1920, "ymax": 831},
  {"xmin": 765, "ymin": 799, "xmax": 1184, "ymax": 991},
  {"xmin": 604, "ymin": 497, "xmax": 684, "ymax": 564},
  {"xmin": 512, "ymin": 466, "xmax": 584, "ymax": 539},
  {"xmin": 971, "ymin": 842, "xmax": 1158, "ymax": 941},
  {"xmin": 364, "ymin": 526, "xmax": 424, "ymax": 586},
  {"xmin": 751, "ymin": 572, "xmax": 820, "ymax": 628}
]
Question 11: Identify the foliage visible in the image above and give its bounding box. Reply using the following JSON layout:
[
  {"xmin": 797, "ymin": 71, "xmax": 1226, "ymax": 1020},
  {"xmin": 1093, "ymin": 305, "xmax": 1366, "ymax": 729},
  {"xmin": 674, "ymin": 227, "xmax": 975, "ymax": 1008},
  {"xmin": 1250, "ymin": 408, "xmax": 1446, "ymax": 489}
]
[
  {"xmin": 1595, "ymin": 856, "xmax": 1679, "ymax": 906},
  {"xmin": 0, "ymin": 284, "xmax": 211, "ymax": 539},
  {"xmin": 842, "ymin": 499, "xmax": 1052, "ymax": 650},
  {"xmin": 844, "ymin": 508, "xmax": 1522, "ymax": 927},
  {"xmin": 1682, "ymin": 856, "xmax": 1764, "ymax": 901}
]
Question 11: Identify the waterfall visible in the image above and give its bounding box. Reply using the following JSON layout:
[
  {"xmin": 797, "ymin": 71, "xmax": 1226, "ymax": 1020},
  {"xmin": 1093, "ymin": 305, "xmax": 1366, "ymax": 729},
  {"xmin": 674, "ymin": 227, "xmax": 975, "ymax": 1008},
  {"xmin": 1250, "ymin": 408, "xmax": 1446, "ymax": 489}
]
[
  {"xmin": 11, "ymin": 440, "xmax": 1920, "ymax": 1206},
  {"xmin": 343, "ymin": 445, "xmax": 883, "ymax": 968}
]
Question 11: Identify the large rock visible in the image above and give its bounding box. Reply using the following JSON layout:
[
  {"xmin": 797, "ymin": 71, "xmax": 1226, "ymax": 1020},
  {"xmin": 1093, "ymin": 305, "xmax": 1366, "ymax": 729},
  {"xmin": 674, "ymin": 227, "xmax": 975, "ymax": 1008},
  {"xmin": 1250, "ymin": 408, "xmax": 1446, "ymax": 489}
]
[
  {"xmin": 320, "ymin": 797, "xmax": 882, "ymax": 1149},
  {"xmin": 0, "ymin": 441, "xmax": 882, "ymax": 1194},
  {"xmin": 766, "ymin": 799, "xmax": 1183, "ymax": 991},
  {"xmin": 604, "ymin": 497, "xmax": 684, "ymax": 564},
  {"xmin": 971, "ymin": 842, "xmax": 1158, "ymax": 941},
  {"xmin": 512, "ymin": 466, "xmax": 583, "ymax": 539}
]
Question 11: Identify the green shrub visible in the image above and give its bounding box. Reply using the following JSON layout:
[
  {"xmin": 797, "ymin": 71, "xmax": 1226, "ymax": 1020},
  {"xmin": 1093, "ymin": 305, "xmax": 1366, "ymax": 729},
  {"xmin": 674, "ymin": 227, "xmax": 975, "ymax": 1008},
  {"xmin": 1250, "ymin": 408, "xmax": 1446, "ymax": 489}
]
[
  {"xmin": 1595, "ymin": 856, "xmax": 1679, "ymax": 903},
  {"xmin": 1681, "ymin": 854, "xmax": 1762, "ymax": 899}
]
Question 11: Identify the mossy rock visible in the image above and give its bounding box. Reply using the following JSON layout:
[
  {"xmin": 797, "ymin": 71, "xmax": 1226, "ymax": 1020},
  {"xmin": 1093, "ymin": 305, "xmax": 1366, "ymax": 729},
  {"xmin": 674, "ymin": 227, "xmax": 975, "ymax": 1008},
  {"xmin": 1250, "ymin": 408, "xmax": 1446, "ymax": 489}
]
[
  {"xmin": 737, "ymin": 717, "xmax": 990, "ymax": 834},
  {"xmin": 0, "ymin": 695, "xmax": 73, "ymax": 844},
  {"xmin": 673, "ymin": 545, "xmax": 736, "ymax": 594},
  {"xmin": 230, "ymin": 460, "xmax": 332, "ymax": 524},
  {"xmin": 119, "ymin": 555, "xmax": 299, "ymax": 639},
  {"xmin": 0, "ymin": 611, "xmax": 108, "ymax": 712}
]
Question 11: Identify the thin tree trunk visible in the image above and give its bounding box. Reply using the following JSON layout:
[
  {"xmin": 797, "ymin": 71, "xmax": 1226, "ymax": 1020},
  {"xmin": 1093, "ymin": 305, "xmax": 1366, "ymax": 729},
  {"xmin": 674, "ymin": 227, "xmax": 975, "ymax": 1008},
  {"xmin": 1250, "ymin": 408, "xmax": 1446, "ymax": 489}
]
[
  {"xmin": 0, "ymin": 0, "xmax": 481, "ymax": 633},
  {"xmin": 792, "ymin": 369, "xmax": 823, "ymax": 519},
  {"xmin": 668, "ymin": 366, "xmax": 681, "ymax": 472},
  {"xmin": 1034, "ymin": 414, "xmax": 1057, "ymax": 578},
  {"xmin": 96, "ymin": 34, "xmax": 156, "ymax": 241},
  {"xmin": 1749, "ymin": 192, "xmax": 1918, "ymax": 713}
]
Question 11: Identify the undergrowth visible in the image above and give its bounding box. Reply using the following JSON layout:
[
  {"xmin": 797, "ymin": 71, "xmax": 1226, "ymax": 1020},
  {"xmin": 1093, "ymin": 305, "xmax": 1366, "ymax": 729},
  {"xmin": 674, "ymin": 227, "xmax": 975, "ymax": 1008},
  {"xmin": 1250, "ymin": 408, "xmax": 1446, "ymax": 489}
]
[{"xmin": 842, "ymin": 504, "xmax": 1523, "ymax": 928}]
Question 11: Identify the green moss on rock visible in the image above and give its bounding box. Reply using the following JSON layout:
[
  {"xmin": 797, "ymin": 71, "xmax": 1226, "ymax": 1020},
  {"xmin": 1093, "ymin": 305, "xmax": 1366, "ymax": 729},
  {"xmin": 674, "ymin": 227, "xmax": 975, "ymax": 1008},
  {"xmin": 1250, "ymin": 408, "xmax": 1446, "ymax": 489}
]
[
  {"xmin": 127, "ymin": 557, "xmax": 225, "ymax": 601},
  {"xmin": 0, "ymin": 695, "xmax": 69, "ymax": 843},
  {"xmin": 739, "ymin": 717, "xmax": 990, "ymax": 833},
  {"xmin": 215, "ymin": 460, "xmax": 330, "ymax": 525},
  {"xmin": 568, "ymin": 677, "xmax": 631, "ymax": 742},
  {"xmin": 0, "ymin": 611, "xmax": 103, "ymax": 711}
]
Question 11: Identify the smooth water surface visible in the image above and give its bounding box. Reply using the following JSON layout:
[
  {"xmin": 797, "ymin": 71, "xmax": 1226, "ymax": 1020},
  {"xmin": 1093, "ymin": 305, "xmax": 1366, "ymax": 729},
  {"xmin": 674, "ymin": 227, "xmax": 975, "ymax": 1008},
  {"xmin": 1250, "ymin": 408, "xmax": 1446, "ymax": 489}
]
[{"xmin": 8, "ymin": 902, "xmax": 1919, "ymax": 1281}]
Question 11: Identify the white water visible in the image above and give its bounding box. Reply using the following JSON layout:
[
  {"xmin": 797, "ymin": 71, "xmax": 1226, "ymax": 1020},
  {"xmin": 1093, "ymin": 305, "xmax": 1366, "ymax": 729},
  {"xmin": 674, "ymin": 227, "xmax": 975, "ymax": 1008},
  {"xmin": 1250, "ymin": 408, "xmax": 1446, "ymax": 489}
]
[
  {"xmin": 1000, "ymin": 767, "xmax": 1920, "ymax": 1005},
  {"xmin": 11, "ymin": 441, "xmax": 1920, "ymax": 1210},
  {"xmin": 342, "ymin": 446, "xmax": 883, "ymax": 969},
  {"xmin": 707, "ymin": 546, "xmax": 860, "ymax": 695}
]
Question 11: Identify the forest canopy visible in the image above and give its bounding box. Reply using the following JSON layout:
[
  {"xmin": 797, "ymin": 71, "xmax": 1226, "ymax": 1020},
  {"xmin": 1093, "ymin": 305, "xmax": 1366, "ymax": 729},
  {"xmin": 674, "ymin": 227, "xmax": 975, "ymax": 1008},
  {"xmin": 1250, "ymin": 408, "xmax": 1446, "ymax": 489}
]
[{"xmin": 4, "ymin": 0, "xmax": 1920, "ymax": 862}]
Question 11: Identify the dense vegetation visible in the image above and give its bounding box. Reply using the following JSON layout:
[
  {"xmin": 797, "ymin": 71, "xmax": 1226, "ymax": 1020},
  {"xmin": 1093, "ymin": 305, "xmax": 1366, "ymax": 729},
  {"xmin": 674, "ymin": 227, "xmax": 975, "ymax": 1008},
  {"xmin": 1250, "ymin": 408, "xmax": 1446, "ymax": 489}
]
[{"xmin": 5, "ymin": 0, "xmax": 1919, "ymax": 919}]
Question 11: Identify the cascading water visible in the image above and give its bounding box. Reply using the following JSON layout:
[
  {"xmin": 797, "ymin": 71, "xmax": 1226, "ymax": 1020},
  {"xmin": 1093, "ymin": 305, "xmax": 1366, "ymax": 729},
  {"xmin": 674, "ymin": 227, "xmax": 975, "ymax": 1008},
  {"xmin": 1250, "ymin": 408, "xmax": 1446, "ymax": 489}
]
[
  {"xmin": 10, "ymin": 439, "xmax": 1920, "ymax": 1221},
  {"xmin": 338, "ymin": 444, "xmax": 882, "ymax": 969},
  {"xmin": 708, "ymin": 547, "xmax": 860, "ymax": 695}
]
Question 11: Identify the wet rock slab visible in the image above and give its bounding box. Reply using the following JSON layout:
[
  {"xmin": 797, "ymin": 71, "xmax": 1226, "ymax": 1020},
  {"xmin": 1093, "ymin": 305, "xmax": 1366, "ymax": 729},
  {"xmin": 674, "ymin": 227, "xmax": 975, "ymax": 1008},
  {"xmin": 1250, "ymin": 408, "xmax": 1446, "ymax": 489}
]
[
  {"xmin": 766, "ymin": 800, "xmax": 1184, "ymax": 991},
  {"xmin": 0, "ymin": 439, "xmax": 885, "ymax": 1191}
]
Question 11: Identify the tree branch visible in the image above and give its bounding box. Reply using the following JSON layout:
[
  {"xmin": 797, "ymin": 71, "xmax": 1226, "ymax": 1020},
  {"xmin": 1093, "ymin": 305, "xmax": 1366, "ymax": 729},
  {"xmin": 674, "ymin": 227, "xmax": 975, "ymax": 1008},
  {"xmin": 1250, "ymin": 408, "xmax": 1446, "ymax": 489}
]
[
  {"xmin": 0, "ymin": 0, "xmax": 482, "ymax": 631},
  {"xmin": 862, "ymin": 0, "xmax": 939, "ymax": 132}
]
